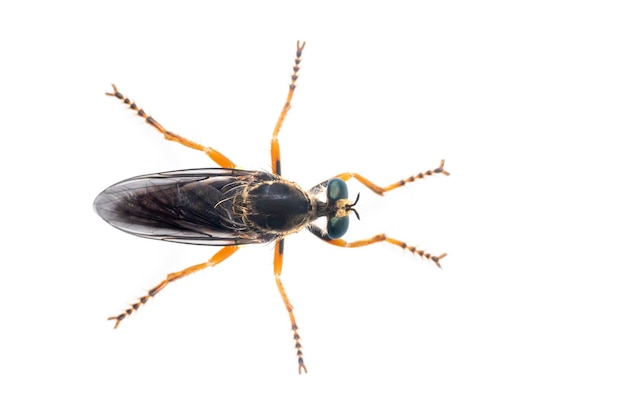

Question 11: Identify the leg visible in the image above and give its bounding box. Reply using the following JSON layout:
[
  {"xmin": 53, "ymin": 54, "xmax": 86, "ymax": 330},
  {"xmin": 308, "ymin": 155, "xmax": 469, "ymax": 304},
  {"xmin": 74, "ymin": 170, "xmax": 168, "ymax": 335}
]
[
  {"xmin": 307, "ymin": 224, "xmax": 447, "ymax": 268},
  {"xmin": 108, "ymin": 246, "xmax": 239, "ymax": 328},
  {"xmin": 271, "ymin": 41, "xmax": 306, "ymax": 176},
  {"xmin": 106, "ymin": 84, "xmax": 236, "ymax": 168},
  {"xmin": 273, "ymin": 239, "xmax": 307, "ymax": 374},
  {"xmin": 310, "ymin": 160, "xmax": 450, "ymax": 195}
]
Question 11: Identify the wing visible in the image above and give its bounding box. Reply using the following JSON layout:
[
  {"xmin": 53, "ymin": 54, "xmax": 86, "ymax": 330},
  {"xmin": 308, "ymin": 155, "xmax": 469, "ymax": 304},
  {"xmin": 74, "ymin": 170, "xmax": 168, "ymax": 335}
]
[{"xmin": 94, "ymin": 168, "xmax": 279, "ymax": 245}]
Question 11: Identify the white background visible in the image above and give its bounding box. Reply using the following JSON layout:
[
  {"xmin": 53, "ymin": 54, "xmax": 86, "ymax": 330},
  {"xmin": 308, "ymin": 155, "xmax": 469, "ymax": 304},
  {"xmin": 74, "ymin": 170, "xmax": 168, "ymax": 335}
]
[{"xmin": 1, "ymin": 1, "xmax": 625, "ymax": 416}]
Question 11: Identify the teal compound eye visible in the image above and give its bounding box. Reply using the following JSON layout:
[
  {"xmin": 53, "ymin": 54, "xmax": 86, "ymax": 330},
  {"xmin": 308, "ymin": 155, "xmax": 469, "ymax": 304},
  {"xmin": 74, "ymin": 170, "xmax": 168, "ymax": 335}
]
[
  {"xmin": 327, "ymin": 215, "xmax": 350, "ymax": 239},
  {"xmin": 327, "ymin": 178, "xmax": 349, "ymax": 202},
  {"xmin": 326, "ymin": 178, "xmax": 350, "ymax": 239}
]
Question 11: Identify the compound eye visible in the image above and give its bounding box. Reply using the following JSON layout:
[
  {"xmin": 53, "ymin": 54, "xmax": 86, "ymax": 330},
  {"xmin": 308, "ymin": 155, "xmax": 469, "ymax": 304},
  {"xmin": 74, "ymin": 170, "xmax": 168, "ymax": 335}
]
[
  {"xmin": 327, "ymin": 216, "xmax": 349, "ymax": 239},
  {"xmin": 327, "ymin": 178, "xmax": 348, "ymax": 202}
]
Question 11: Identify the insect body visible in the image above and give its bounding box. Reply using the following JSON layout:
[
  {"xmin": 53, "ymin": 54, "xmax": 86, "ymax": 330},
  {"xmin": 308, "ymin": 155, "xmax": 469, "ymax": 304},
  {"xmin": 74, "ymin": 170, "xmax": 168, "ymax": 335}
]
[
  {"xmin": 94, "ymin": 41, "xmax": 449, "ymax": 374},
  {"xmin": 95, "ymin": 169, "xmax": 358, "ymax": 246}
]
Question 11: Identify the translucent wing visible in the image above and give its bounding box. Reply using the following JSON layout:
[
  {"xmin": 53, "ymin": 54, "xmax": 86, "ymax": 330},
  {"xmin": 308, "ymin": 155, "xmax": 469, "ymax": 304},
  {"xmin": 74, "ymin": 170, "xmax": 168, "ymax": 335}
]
[{"xmin": 94, "ymin": 168, "xmax": 278, "ymax": 245}]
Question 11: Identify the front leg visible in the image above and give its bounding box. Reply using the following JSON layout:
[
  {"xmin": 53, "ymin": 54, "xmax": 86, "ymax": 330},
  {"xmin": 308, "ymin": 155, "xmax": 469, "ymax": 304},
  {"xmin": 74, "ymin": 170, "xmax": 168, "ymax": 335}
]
[
  {"xmin": 309, "ymin": 160, "xmax": 449, "ymax": 195},
  {"xmin": 307, "ymin": 224, "xmax": 446, "ymax": 268}
]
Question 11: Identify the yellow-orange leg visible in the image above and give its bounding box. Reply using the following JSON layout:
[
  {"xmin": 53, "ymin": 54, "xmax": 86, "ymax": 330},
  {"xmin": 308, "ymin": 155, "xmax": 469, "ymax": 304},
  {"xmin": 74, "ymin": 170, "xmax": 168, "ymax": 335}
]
[
  {"xmin": 334, "ymin": 160, "xmax": 450, "ymax": 195},
  {"xmin": 108, "ymin": 246, "xmax": 239, "ymax": 328},
  {"xmin": 273, "ymin": 239, "xmax": 307, "ymax": 374},
  {"xmin": 106, "ymin": 84, "xmax": 236, "ymax": 168},
  {"xmin": 307, "ymin": 224, "xmax": 446, "ymax": 268},
  {"xmin": 271, "ymin": 41, "xmax": 306, "ymax": 176}
]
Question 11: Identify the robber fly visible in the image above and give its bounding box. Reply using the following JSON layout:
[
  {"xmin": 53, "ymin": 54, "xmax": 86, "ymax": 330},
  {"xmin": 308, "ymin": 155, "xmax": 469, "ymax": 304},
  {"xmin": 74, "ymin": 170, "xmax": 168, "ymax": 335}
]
[{"xmin": 94, "ymin": 41, "xmax": 449, "ymax": 374}]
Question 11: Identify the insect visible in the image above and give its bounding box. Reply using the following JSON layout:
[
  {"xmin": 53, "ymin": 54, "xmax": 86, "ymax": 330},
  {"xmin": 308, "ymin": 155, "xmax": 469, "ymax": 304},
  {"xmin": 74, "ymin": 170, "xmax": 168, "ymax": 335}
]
[{"xmin": 94, "ymin": 41, "xmax": 449, "ymax": 374}]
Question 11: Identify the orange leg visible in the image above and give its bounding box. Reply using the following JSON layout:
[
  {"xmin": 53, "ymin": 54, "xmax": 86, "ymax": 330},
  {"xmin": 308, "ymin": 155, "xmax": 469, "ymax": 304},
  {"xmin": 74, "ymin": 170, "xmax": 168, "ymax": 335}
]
[
  {"xmin": 271, "ymin": 41, "xmax": 306, "ymax": 176},
  {"xmin": 307, "ymin": 224, "xmax": 446, "ymax": 267},
  {"xmin": 331, "ymin": 160, "xmax": 450, "ymax": 195},
  {"xmin": 108, "ymin": 246, "xmax": 239, "ymax": 328},
  {"xmin": 106, "ymin": 84, "xmax": 236, "ymax": 168},
  {"xmin": 273, "ymin": 239, "xmax": 307, "ymax": 374}
]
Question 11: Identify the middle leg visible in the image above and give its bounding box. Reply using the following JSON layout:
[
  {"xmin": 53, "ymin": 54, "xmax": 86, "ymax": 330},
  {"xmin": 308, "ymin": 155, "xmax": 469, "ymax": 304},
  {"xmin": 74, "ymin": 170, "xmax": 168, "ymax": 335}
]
[
  {"xmin": 273, "ymin": 239, "xmax": 307, "ymax": 374},
  {"xmin": 270, "ymin": 41, "xmax": 306, "ymax": 176}
]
